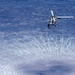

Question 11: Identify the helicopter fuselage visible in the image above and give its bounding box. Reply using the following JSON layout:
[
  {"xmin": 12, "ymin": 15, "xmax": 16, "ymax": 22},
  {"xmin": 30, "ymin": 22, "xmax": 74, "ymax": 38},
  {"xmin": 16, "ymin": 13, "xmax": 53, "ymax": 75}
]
[{"xmin": 49, "ymin": 16, "xmax": 57, "ymax": 25}]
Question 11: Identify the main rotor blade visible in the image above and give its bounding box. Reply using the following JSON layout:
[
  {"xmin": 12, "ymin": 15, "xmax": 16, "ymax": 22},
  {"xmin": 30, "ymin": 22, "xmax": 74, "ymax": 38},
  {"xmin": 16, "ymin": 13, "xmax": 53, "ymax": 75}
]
[
  {"xmin": 51, "ymin": 10, "xmax": 54, "ymax": 16},
  {"xmin": 57, "ymin": 16, "xmax": 74, "ymax": 19}
]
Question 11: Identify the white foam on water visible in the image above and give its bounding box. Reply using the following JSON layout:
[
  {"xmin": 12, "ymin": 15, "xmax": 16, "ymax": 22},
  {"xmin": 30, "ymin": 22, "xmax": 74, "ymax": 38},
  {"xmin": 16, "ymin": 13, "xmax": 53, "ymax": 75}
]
[{"xmin": 0, "ymin": 32, "xmax": 75, "ymax": 75}]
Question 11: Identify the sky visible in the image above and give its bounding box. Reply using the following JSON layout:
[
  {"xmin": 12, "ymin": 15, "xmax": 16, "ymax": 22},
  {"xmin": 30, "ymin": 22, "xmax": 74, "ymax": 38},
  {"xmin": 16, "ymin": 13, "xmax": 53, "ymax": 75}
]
[{"xmin": 0, "ymin": 0, "xmax": 75, "ymax": 75}]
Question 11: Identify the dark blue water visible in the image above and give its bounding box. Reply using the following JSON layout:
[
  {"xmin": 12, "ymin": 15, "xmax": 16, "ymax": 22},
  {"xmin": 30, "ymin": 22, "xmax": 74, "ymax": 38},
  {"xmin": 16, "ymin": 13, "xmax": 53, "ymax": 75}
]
[{"xmin": 0, "ymin": 0, "xmax": 75, "ymax": 35}]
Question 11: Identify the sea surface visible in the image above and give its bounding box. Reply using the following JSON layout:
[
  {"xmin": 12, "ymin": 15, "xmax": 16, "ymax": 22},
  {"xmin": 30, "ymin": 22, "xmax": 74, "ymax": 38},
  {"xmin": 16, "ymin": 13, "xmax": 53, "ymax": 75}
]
[{"xmin": 0, "ymin": 0, "xmax": 75, "ymax": 75}]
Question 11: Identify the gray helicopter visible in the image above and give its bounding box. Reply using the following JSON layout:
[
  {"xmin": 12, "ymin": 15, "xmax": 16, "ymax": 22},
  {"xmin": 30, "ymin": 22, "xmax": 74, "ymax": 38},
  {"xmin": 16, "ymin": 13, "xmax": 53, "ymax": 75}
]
[{"xmin": 48, "ymin": 10, "xmax": 74, "ymax": 29}]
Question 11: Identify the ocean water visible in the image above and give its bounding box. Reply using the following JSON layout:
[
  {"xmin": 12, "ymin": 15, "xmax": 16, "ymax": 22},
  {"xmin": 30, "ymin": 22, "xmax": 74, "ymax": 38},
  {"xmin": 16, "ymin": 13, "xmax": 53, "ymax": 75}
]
[{"xmin": 0, "ymin": 0, "xmax": 75, "ymax": 75}]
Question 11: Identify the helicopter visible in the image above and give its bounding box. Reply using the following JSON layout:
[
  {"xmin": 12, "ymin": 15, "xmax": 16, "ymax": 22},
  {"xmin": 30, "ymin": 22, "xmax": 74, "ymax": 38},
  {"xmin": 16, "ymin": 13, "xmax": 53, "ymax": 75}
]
[{"xmin": 48, "ymin": 10, "xmax": 74, "ymax": 29}]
